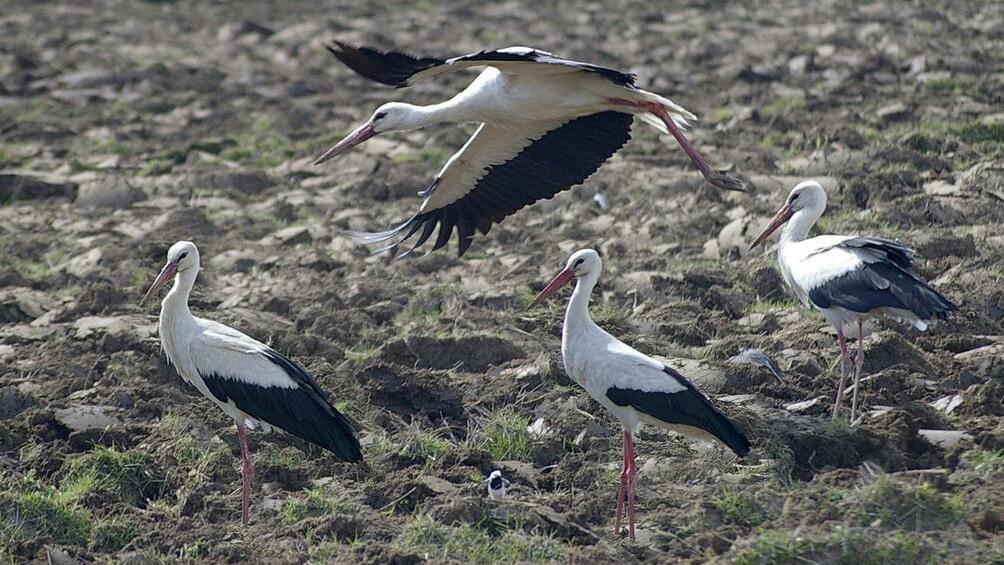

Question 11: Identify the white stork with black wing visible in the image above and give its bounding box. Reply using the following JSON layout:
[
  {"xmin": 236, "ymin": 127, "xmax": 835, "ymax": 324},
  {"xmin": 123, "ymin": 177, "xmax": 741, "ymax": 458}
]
[
  {"xmin": 529, "ymin": 249, "xmax": 750, "ymax": 540},
  {"xmin": 141, "ymin": 241, "xmax": 362, "ymax": 525},
  {"xmin": 315, "ymin": 42, "xmax": 744, "ymax": 257},
  {"xmin": 750, "ymin": 181, "xmax": 956, "ymax": 421}
]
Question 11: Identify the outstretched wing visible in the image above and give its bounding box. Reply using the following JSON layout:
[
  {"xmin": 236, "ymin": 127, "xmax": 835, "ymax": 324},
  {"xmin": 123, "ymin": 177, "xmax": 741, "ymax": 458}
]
[
  {"xmin": 352, "ymin": 110, "xmax": 633, "ymax": 257},
  {"xmin": 326, "ymin": 42, "xmax": 636, "ymax": 88}
]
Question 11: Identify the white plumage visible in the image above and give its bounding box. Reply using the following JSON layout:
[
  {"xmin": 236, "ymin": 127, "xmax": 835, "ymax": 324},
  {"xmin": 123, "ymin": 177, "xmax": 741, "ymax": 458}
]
[
  {"xmin": 531, "ymin": 249, "xmax": 749, "ymax": 540},
  {"xmin": 750, "ymin": 181, "xmax": 956, "ymax": 420},
  {"xmin": 142, "ymin": 241, "xmax": 361, "ymax": 525},
  {"xmin": 315, "ymin": 42, "xmax": 743, "ymax": 257}
]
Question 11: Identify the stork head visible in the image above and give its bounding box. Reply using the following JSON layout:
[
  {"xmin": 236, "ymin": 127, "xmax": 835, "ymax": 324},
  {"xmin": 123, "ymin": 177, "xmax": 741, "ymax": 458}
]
[
  {"xmin": 314, "ymin": 102, "xmax": 420, "ymax": 165},
  {"xmin": 528, "ymin": 249, "xmax": 602, "ymax": 308},
  {"xmin": 749, "ymin": 180, "xmax": 827, "ymax": 249},
  {"xmin": 140, "ymin": 241, "xmax": 200, "ymax": 307}
]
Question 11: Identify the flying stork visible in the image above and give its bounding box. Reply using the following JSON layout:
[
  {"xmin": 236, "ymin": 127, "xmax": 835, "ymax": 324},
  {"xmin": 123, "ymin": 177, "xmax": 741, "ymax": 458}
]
[
  {"xmin": 529, "ymin": 249, "xmax": 750, "ymax": 540},
  {"xmin": 141, "ymin": 241, "xmax": 362, "ymax": 525},
  {"xmin": 315, "ymin": 41, "xmax": 744, "ymax": 257},
  {"xmin": 749, "ymin": 181, "xmax": 956, "ymax": 421}
]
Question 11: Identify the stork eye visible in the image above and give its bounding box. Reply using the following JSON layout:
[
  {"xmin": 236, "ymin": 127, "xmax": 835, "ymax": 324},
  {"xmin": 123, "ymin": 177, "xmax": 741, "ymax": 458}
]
[
  {"xmin": 178, "ymin": 252, "xmax": 188, "ymax": 260},
  {"xmin": 791, "ymin": 193, "xmax": 800, "ymax": 201},
  {"xmin": 374, "ymin": 111, "xmax": 387, "ymax": 121},
  {"xmin": 573, "ymin": 258, "xmax": 585, "ymax": 267}
]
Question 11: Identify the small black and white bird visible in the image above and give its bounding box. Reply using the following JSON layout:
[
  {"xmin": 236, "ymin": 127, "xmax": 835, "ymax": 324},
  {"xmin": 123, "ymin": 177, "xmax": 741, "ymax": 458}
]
[
  {"xmin": 315, "ymin": 41, "xmax": 744, "ymax": 257},
  {"xmin": 486, "ymin": 470, "xmax": 510, "ymax": 500},
  {"xmin": 529, "ymin": 249, "xmax": 750, "ymax": 540},
  {"xmin": 141, "ymin": 241, "xmax": 362, "ymax": 525},
  {"xmin": 750, "ymin": 181, "xmax": 956, "ymax": 420}
]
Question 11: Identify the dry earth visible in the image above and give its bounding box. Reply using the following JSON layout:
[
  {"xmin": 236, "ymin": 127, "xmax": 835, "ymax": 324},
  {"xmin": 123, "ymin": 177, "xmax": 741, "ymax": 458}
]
[{"xmin": 2, "ymin": 0, "xmax": 1004, "ymax": 563}]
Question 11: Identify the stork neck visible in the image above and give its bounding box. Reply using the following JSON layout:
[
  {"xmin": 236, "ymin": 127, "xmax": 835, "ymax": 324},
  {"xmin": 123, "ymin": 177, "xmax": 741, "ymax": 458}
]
[
  {"xmin": 399, "ymin": 100, "xmax": 470, "ymax": 130},
  {"xmin": 564, "ymin": 272, "xmax": 599, "ymax": 334},
  {"xmin": 161, "ymin": 267, "xmax": 197, "ymax": 323},
  {"xmin": 780, "ymin": 208, "xmax": 820, "ymax": 246}
]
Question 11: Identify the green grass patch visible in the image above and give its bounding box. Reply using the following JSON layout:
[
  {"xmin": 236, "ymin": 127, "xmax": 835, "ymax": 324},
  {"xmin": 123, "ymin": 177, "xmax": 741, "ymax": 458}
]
[
  {"xmin": 399, "ymin": 285, "xmax": 454, "ymax": 324},
  {"xmin": 711, "ymin": 488, "xmax": 772, "ymax": 527},
  {"xmin": 221, "ymin": 118, "xmax": 294, "ymax": 167},
  {"xmin": 396, "ymin": 515, "xmax": 571, "ymax": 564},
  {"xmin": 90, "ymin": 515, "xmax": 137, "ymax": 552},
  {"xmin": 470, "ymin": 407, "xmax": 532, "ymax": 462},
  {"xmin": 854, "ymin": 478, "xmax": 962, "ymax": 531},
  {"xmin": 281, "ymin": 486, "xmax": 353, "ymax": 524},
  {"xmin": 826, "ymin": 527, "xmax": 932, "ymax": 565},
  {"xmin": 960, "ymin": 448, "xmax": 1004, "ymax": 480},
  {"xmin": 735, "ymin": 529, "xmax": 815, "ymax": 565},
  {"xmin": 954, "ymin": 122, "xmax": 1004, "ymax": 145},
  {"xmin": 0, "ymin": 471, "xmax": 92, "ymax": 547},
  {"xmin": 63, "ymin": 446, "xmax": 169, "ymax": 507},
  {"xmin": 746, "ymin": 297, "xmax": 800, "ymax": 314}
]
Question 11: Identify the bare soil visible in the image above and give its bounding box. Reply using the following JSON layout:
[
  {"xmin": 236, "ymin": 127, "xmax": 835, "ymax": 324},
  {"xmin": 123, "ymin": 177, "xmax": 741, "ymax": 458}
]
[{"xmin": 2, "ymin": 0, "xmax": 1003, "ymax": 563}]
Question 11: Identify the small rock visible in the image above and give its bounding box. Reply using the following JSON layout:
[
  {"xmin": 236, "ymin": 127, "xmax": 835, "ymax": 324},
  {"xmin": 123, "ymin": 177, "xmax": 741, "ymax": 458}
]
[
  {"xmin": 930, "ymin": 394, "xmax": 962, "ymax": 415},
  {"xmin": 913, "ymin": 233, "xmax": 977, "ymax": 259},
  {"xmin": 876, "ymin": 103, "xmax": 909, "ymax": 122},
  {"xmin": 785, "ymin": 396, "xmax": 825, "ymax": 413},
  {"xmin": 75, "ymin": 177, "xmax": 144, "ymax": 209},
  {"xmin": 59, "ymin": 248, "xmax": 103, "ymax": 278},
  {"xmin": 259, "ymin": 226, "xmax": 311, "ymax": 247},
  {"xmin": 53, "ymin": 405, "xmax": 123, "ymax": 431},
  {"xmin": 917, "ymin": 429, "xmax": 972, "ymax": 449}
]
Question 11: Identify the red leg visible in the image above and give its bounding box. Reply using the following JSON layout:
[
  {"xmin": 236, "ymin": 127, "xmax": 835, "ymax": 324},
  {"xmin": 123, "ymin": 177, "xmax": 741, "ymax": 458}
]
[
  {"xmin": 625, "ymin": 431, "xmax": 637, "ymax": 541},
  {"xmin": 606, "ymin": 98, "xmax": 744, "ymax": 191},
  {"xmin": 851, "ymin": 321, "xmax": 865, "ymax": 421},
  {"xmin": 236, "ymin": 421, "xmax": 253, "ymax": 526},
  {"xmin": 832, "ymin": 327, "xmax": 851, "ymax": 420},
  {"xmin": 614, "ymin": 430, "xmax": 628, "ymax": 536}
]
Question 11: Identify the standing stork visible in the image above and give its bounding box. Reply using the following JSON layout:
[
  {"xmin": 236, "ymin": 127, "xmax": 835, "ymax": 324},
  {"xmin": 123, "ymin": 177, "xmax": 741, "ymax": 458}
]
[
  {"xmin": 141, "ymin": 241, "xmax": 362, "ymax": 525},
  {"xmin": 315, "ymin": 41, "xmax": 744, "ymax": 257},
  {"xmin": 749, "ymin": 181, "xmax": 956, "ymax": 421},
  {"xmin": 529, "ymin": 249, "xmax": 750, "ymax": 540}
]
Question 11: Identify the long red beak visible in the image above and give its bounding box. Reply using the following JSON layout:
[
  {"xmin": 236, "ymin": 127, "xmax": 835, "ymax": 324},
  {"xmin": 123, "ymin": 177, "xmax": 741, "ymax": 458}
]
[
  {"xmin": 528, "ymin": 268, "xmax": 575, "ymax": 309},
  {"xmin": 313, "ymin": 122, "xmax": 377, "ymax": 165},
  {"xmin": 749, "ymin": 203, "xmax": 794, "ymax": 249},
  {"xmin": 140, "ymin": 261, "xmax": 178, "ymax": 307}
]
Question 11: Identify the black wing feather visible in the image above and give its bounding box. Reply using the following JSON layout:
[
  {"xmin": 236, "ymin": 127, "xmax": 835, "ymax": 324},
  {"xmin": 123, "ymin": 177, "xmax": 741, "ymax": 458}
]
[
  {"xmin": 606, "ymin": 367, "xmax": 750, "ymax": 457},
  {"xmin": 808, "ymin": 238, "xmax": 956, "ymax": 320},
  {"xmin": 326, "ymin": 42, "xmax": 636, "ymax": 88},
  {"xmin": 201, "ymin": 350, "xmax": 362, "ymax": 462},
  {"xmin": 358, "ymin": 110, "xmax": 632, "ymax": 257},
  {"xmin": 325, "ymin": 41, "xmax": 445, "ymax": 88}
]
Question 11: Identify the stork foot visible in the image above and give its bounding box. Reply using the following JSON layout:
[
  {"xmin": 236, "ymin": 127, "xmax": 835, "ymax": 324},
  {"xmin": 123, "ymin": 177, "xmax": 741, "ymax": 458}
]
[{"xmin": 705, "ymin": 169, "xmax": 746, "ymax": 192}]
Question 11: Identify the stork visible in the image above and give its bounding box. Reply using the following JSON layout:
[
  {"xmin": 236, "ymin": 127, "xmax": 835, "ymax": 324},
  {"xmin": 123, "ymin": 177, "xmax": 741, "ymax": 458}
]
[
  {"xmin": 315, "ymin": 41, "xmax": 744, "ymax": 257},
  {"xmin": 749, "ymin": 181, "xmax": 956, "ymax": 421},
  {"xmin": 529, "ymin": 249, "xmax": 750, "ymax": 540},
  {"xmin": 141, "ymin": 241, "xmax": 362, "ymax": 525}
]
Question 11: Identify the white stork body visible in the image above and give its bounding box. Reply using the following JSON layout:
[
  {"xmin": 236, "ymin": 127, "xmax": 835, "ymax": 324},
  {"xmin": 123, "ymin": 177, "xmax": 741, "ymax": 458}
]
[
  {"xmin": 531, "ymin": 249, "xmax": 750, "ymax": 540},
  {"xmin": 316, "ymin": 43, "xmax": 743, "ymax": 257},
  {"xmin": 142, "ymin": 241, "xmax": 361, "ymax": 525},
  {"xmin": 750, "ymin": 181, "xmax": 956, "ymax": 420}
]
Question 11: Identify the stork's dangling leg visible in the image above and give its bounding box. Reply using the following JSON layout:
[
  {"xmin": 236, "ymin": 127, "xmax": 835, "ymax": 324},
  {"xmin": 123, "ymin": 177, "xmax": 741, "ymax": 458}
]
[
  {"xmin": 832, "ymin": 328, "xmax": 852, "ymax": 419},
  {"xmin": 851, "ymin": 321, "xmax": 865, "ymax": 422},
  {"xmin": 606, "ymin": 98, "xmax": 744, "ymax": 192},
  {"xmin": 625, "ymin": 431, "xmax": 638, "ymax": 541},
  {"xmin": 615, "ymin": 431, "xmax": 629, "ymax": 536},
  {"xmin": 235, "ymin": 421, "xmax": 253, "ymax": 526}
]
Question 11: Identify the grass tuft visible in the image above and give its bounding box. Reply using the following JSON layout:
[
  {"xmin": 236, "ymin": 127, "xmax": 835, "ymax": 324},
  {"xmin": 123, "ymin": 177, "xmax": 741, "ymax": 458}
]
[
  {"xmin": 63, "ymin": 446, "xmax": 168, "ymax": 507},
  {"xmin": 469, "ymin": 407, "xmax": 532, "ymax": 462},
  {"xmin": 0, "ymin": 471, "xmax": 92, "ymax": 547},
  {"xmin": 854, "ymin": 478, "xmax": 962, "ymax": 531},
  {"xmin": 396, "ymin": 515, "xmax": 571, "ymax": 564},
  {"xmin": 711, "ymin": 488, "xmax": 772, "ymax": 527},
  {"xmin": 281, "ymin": 486, "xmax": 353, "ymax": 524},
  {"xmin": 734, "ymin": 529, "xmax": 814, "ymax": 565}
]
